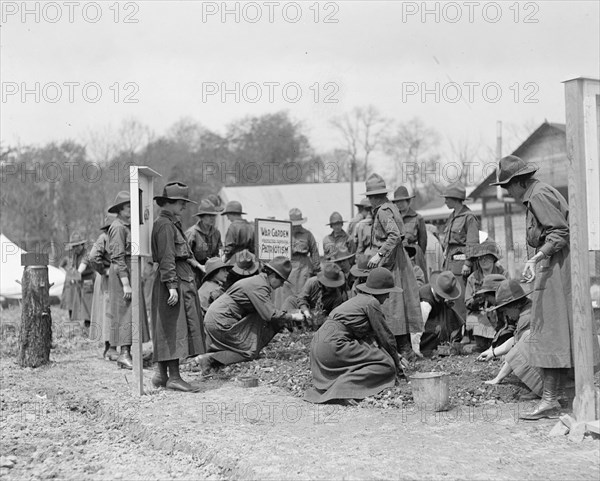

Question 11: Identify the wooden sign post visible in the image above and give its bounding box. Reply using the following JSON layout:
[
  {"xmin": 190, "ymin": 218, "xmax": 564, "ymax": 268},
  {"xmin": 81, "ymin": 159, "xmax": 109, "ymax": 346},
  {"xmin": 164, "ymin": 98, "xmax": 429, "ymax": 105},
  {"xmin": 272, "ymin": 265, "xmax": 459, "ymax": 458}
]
[
  {"xmin": 564, "ymin": 77, "xmax": 600, "ymax": 427},
  {"xmin": 129, "ymin": 166, "xmax": 161, "ymax": 395}
]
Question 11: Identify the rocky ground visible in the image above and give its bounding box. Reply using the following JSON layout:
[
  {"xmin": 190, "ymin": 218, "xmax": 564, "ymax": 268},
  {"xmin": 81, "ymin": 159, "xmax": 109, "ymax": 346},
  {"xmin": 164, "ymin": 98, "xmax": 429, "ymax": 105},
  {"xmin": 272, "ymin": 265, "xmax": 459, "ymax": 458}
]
[{"xmin": 1, "ymin": 305, "xmax": 599, "ymax": 480}]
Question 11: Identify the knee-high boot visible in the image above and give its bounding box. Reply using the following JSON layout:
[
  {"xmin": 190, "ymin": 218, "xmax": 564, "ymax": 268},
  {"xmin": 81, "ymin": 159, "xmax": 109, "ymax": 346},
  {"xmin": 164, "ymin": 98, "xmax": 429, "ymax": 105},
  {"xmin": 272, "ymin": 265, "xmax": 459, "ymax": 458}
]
[{"xmin": 520, "ymin": 367, "xmax": 561, "ymax": 420}]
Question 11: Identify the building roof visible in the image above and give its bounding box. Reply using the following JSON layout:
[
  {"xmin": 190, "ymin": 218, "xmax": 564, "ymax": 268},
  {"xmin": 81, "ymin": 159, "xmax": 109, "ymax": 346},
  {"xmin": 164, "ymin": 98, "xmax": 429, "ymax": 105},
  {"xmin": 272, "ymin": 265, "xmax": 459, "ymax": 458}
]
[{"xmin": 470, "ymin": 121, "xmax": 566, "ymax": 200}]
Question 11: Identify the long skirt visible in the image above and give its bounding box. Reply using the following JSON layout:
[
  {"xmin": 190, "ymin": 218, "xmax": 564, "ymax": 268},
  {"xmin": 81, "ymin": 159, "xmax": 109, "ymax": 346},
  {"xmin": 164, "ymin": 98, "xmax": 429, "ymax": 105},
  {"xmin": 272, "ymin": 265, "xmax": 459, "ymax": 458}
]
[
  {"xmin": 107, "ymin": 264, "xmax": 150, "ymax": 346},
  {"xmin": 204, "ymin": 312, "xmax": 279, "ymax": 365},
  {"xmin": 505, "ymin": 330, "xmax": 542, "ymax": 396},
  {"xmin": 273, "ymin": 255, "xmax": 313, "ymax": 309},
  {"xmin": 71, "ymin": 278, "xmax": 94, "ymax": 322},
  {"xmin": 151, "ymin": 277, "xmax": 205, "ymax": 362},
  {"xmin": 411, "ymin": 244, "xmax": 429, "ymax": 283},
  {"xmin": 304, "ymin": 319, "xmax": 396, "ymax": 403},
  {"xmin": 89, "ymin": 273, "xmax": 110, "ymax": 344},
  {"xmin": 369, "ymin": 245, "xmax": 422, "ymax": 336},
  {"xmin": 60, "ymin": 269, "xmax": 78, "ymax": 313}
]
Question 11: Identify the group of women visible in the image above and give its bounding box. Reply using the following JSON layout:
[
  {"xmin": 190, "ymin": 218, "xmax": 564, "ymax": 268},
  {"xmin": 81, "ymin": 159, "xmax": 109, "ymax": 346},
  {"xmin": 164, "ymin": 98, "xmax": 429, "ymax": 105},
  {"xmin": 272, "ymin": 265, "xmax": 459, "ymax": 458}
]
[{"xmin": 73, "ymin": 155, "xmax": 597, "ymax": 419}]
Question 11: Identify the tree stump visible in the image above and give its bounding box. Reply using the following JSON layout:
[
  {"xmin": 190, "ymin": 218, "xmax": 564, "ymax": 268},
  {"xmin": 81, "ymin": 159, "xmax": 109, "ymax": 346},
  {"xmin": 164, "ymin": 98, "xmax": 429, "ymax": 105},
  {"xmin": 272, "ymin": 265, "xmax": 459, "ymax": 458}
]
[{"xmin": 18, "ymin": 265, "xmax": 52, "ymax": 367}]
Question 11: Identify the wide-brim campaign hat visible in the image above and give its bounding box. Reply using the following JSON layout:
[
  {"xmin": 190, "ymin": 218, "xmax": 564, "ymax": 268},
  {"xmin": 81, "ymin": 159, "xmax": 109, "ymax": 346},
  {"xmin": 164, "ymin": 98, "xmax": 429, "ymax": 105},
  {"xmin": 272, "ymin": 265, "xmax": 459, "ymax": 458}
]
[
  {"xmin": 392, "ymin": 185, "xmax": 415, "ymax": 201},
  {"xmin": 488, "ymin": 279, "xmax": 533, "ymax": 311},
  {"xmin": 193, "ymin": 199, "xmax": 219, "ymax": 216},
  {"xmin": 264, "ymin": 256, "xmax": 293, "ymax": 283},
  {"xmin": 430, "ymin": 270, "xmax": 462, "ymax": 300},
  {"xmin": 326, "ymin": 246, "xmax": 355, "ymax": 263},
  {"xmin": 231, "ymin": 249, "xmax": 259, "ymax": 276},
  {"xmin": 221, "ymin": 200, "xmax": 246, "ymax": 215},
  {"xmin": 289, "ymin": 207, "xmax": 307, "ymax": 226},
  {"xmin": 350, "ymin": 254, "xmax": 371, "ymax": 278},
  {"xmin": 317, "ymin": 262, "xmax": 346, "ymax": 288},
  {"xmin": 490, "ymin": 155, "xmax": 539, "ymax": 186},
  {"xmin": 362, "ymin": 173, "xmax": 392, "ymax": 196},
  {"xmin": 354, "ymin": 198, "xmax": 372, "ymax": 209},
  {"xmin": 357, "ymin": 267, "xmax": 403, "ymax": 295},
  {"xmin": 473, "ymin": 238, "xmax": 501, "ymax": 260},
  {"xmin": 326, "ymin": 211, "xmax": 347, "ymax": 226},
  {"xmin": 107, "ymin": 191, "xmax": 131, "ymax": 214},
  {"xmin": 475, "ymin": 273, "xmax": 507, "ymax": 296},
  {"xmin": 154, "ymin": 182, "xmax": 197, "ymax": 204},
  {"xmin": 204, "ymin": 257, "xmax": 233, "ymax": 278},
  {"xmin": 207, "ymin": 194, "xmax": 225, "ymax": 212},
  {"xmin": 440, "ymin": 183, "xmax": 468, "ymax": 201},
  {"xmin": 66, "ymin": 232, "xmax": 86, "ymax": 249}
]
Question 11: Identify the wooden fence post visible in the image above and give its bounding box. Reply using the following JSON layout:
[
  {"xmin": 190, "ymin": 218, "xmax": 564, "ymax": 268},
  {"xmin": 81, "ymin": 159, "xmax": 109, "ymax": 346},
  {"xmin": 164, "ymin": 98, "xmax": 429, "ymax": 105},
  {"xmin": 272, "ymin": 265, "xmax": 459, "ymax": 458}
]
[{"xmin": 18, "ymin": 253, "xmax": 52, "ymax": 368}]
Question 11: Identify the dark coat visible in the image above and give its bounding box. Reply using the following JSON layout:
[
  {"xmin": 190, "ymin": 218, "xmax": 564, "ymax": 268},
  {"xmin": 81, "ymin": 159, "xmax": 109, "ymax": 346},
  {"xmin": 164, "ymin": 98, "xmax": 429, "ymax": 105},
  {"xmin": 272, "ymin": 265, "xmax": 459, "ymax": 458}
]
[{"xmin": 151, "ymin": 210, "xmax": 205, "ymax": 362}]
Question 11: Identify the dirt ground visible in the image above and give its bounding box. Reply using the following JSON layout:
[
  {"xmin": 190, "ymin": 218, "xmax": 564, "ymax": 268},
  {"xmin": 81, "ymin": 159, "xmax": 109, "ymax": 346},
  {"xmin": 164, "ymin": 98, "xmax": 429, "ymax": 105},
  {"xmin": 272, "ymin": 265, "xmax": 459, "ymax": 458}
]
[{"xmin": 1, "ymin": 306, "xmax": 599, "ymax": 480}]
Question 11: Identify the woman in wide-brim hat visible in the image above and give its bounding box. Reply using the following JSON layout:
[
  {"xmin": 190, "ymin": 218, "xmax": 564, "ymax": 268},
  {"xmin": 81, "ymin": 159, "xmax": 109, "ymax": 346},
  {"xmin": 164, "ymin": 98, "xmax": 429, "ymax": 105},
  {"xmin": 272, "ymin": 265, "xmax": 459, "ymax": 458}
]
[
  {"xmin": 151, "ymin": 182, "xmax": 204, "ymax": 392},
  {"xmin": 194, "ymin": 256, "xmax": 304, "ymax": 373},
  {"xmin": 222, "ymin": 249, "xmax": 259, "ymax": 291},
  {"xmin": 322, "ymin": 211, "xmax": 355, "ymax": 259},
  {"xmin": 197, "ymin": 257, "xmax": 232, "ymax": 313},
  {"xmin": 464, "ymin": 238, "xmax": 505, "ymax": 349},
  {"xmin": 273, "ymin": 207, "xmax": 320, "ymax": 311},
  {"xmin": 106, "ymin": 191, "xmax": 151, "ymax": 370},
  {"xmin": 491, "ymin": 155, "xmax": 600, "ymax": 420},
  {"xmin": 305, "ymin": 267, "xmax": 408, "ymax": 405},
  {"xmin": 440, "ymin": 181, "xmax": 480, "ymax": 323},
  {"xmin": 361, "ymin": 173, "xmax": 422, "ymax": 361}
]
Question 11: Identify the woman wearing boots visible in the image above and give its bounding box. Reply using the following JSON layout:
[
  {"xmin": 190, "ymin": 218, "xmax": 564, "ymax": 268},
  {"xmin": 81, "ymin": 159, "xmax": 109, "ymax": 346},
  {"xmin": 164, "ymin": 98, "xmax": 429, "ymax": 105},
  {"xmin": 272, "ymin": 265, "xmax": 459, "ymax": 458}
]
[
  {"xmin": 491, "ymin": 155, "xmax": 600, "ymax": 420},
  {"xmin": 151, "ymin": 182, "xmax": 206, "ymax": 392},
  {"xmin": 107, "ymin": 191, "xmax": 150, "ymax": 370}
]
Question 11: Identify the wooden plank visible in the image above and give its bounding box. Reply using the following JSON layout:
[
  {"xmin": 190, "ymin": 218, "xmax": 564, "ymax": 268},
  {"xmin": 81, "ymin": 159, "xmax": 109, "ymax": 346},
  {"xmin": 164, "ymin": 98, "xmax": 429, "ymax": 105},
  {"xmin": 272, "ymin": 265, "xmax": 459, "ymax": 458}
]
[{"xmin": 564, "ymin": 77, "xmax": 599, "ymax": 423}]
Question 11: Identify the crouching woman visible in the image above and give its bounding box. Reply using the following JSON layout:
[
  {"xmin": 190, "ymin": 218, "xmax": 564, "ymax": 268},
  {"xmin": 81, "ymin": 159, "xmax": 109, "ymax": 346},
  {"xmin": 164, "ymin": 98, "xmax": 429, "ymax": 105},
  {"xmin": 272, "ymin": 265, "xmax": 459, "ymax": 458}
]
[
  {"xmin": 194, "ymin": 256, "xmax": 303, "ymax": 372},
  {"xmin": 305, "ymin": 267, "xmax": 408, "ymax": 404},
  {"xmin": 151, "ymin": 182, "xmax": 206, "ymax": 392}
]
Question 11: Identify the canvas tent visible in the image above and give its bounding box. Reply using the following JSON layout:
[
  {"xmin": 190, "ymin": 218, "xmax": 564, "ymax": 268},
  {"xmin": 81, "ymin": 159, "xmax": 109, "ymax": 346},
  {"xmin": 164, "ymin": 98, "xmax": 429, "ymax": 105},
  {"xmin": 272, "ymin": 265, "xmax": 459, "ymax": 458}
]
[
  {"xmin": 0, "ymin": 234, "xmax": 65, "ymax": 300},
  {"xmin": 218, "ymin": 182, "xmax": 365, "ymax": 255}
]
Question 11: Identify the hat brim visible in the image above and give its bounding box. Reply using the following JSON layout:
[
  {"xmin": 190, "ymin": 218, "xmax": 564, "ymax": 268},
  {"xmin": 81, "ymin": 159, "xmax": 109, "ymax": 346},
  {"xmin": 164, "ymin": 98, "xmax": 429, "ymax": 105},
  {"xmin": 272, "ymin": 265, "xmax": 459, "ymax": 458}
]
[
  {"xmin": 193, "ymin": 211, "xmax": 218, "ymax": 216},
  {"xmin": 317, "ymin": 272, "xmax": 346, "ymax": 288},
  {"xmin": 488, "ymin": 288, "xmax": 533, "ymax": 311},
  {"xmin": 329, "ymin": 253, "xmax": 355, "ymax": 263},
  {"xmin": 350, "ymin": 266, "xmax": 370, "ymax": 278},
  {"xmin": 107, "ymin": 201, "xmax": 130, "ymax": 214},
  {"xmin": 221, "ymin": 210, "xmax": 246, "ymax": 215},
  {"xmin": 291, "ymin": 218, "xmax": 307, "ymax": 226},
  {"xmin": 153, "ymin": 195, "xmax": 197, "ymax": 204},
  {"xmin": 440, "ymin": 193, "xmax": 468, "ymax": 201},
  {"xmin": 326, "ymin": 221, "xmax": 348, "ymax": 226},
  {"xmin": 490, "ymin": 165, "xmax": 539, "ymax": 186},
  {"xmin": 362, "ymin": 188, "xmax": 391, "ymax": 196},
  {"xmin": 205, "ymin": 263, "xmax": 233, "ymax": 278},
  {"xmin": 356, "ymin": 284, "xmax": 403, "ymax": 295},
  {"xmin": 392, "ymin": 195, "xmax": 415, "ymax": 201},
  {"xmin": 430, "ymin": 272, "xmax": 462, "ymax": 300},
  {"xmin": 66, "ymin": 240, "xmax": 86, "ymax": 249},
  {"xmin": 232, "ymin": 264, "xmax": 259, "ymax": 276},
  {"xmin": 264, "ymin": 264, "xmax": 293, "ymax": 284},
  {"xmin": 474, "ymin": 287, "xmax": 495, "ymax": 296}
]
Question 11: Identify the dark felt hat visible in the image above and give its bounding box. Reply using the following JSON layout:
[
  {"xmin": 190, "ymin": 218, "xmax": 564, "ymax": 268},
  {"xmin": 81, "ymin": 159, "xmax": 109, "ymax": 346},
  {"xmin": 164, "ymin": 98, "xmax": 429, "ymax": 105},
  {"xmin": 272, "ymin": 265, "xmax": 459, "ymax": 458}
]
[
  {"xmin": 362, "ymin": 173, "xmax": 392, "ymax": 196},
  {"xmin": 231, "ymin": 249, "xmax": 259, "ymax": 276},
  {"xmin": 441, "ymin": 183, "xmax": 467, "ymax": 201},
  {"xmin": 289, "ymin": 208, "xmax": 307, "ymax": 226},
  {"xmin": 357, "ymin": 267, "xmax": 403, "ymax": 295},
  {"xmin": 475, "ymin": 274, "xmax": 507, "ymax": 296},
  {"xmin": 107, "ymin": 191, "xmax": 130, "ymax": 214},
  {"xmin": 221, "ymin": 200, "xmax": 245, "ymax": 215},
  {"xmin": 350, "ymin": 254, "xmax": 371, "ymax": 278},
  {"xmin": 204, "ymin": 257, "xmax": 233, "ymax": 278},
  {"xmin": 473, "ymin": 238, "xmax": 501, "ymax": 260},
  {"xmin": 194, "ymin": 199, "xmax": 219, "ymax": 216},
  {"xmin": 326, "ymin": 245, "xmax": 355, "ymax": 263},
  {"xmin": 264, "ymin": 256, "xmax": 293, "ymax": 282},
  {"xmin": 430, "ymin": 270, "xmax": 462, "ymax": 300},
  {"xmin": 489, "ymin": 279, "xmax": 533, "ymax": 311},
  {"xmin": 392, "ymin": 185, "xmax": 415, "ymax": 201},
  {"xmin": 490, "ymin": 155, "xmax": 539, "ymax": 186},
  {"xmin": 326, "ymin": 212, "xmax": 347, "ymax": 226},
  {"xmin": 317, "ymin": 263, "xmax": 346, "ymax": 288},
  {"xmin": 66, "ymin": 232, "xmax": 86, "ymax": 249},
  {"xmin": 154, "ymin": 182, "xmax": 197, "ymax": 204},
  {"xmin": 354, "ymin": 198, "xmax": 372, "ymax": 209}
]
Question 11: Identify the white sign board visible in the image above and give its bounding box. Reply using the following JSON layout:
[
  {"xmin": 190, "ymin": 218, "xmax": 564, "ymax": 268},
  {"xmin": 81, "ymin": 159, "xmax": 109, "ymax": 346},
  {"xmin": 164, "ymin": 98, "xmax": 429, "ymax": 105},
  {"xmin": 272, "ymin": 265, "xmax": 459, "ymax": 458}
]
[
  {"xmin": 581, "ymin": 80, "xmax": 600, "ymax": 250},
  {"xmin": 255, "ymin": 218, "xmax": 292, "ymax": 262},
  {"xmin": 129, "ymin": 166, "xmax": 161, "ymax": 257}
]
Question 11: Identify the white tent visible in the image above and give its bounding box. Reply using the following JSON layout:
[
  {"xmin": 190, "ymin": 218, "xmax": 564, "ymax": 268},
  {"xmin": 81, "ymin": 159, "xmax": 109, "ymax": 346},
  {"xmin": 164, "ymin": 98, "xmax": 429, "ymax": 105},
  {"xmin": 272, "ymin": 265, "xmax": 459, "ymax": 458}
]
[
  {"xmin": 218, "ymin": 182, "xmax": 365, "ymax": 255},
  {"xmin": 0, "ymin": 234, "xmax": 65, "ymax": 299}
]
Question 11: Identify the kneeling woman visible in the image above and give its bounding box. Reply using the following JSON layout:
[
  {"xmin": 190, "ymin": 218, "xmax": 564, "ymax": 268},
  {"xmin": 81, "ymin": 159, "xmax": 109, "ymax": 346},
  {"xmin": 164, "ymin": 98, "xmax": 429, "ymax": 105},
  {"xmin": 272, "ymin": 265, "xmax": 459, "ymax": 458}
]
[
  {"xmin": 305, "ymin": 268, "xmax": 408, "ymax": 404},
  {"xmin": 196, "ymin": 256, "xmax": 303, "ymax": 371}
]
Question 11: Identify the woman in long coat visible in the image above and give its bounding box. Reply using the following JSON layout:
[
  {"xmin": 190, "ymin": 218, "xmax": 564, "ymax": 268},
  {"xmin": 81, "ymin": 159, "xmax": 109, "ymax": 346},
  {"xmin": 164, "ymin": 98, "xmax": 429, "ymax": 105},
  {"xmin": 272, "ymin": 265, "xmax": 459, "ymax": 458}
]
[
  {"xmin": 273, "ymin": 208, "xmax": 320, "ymax": 309},
  {"xmin": 61, "ymin": 233, "xmax": 94, "ymax": 326},
  {"xmin": 193, "ymin": 257, "xmax": 304, "ymax": 372},
  {"xmin": 106, "ymin": 191, "xmax": 150, "ymax": 370},
  {"xmin": 364, "ymin": 173, "xmax": 422, "ymax": 360},
  {"xmin": 151, "ymin": 182, "xmax": 206, "ymax": 392},
  {"xmin": 305, "ymin": 267, "xmax": 407, "ymax": 404},
  {"xmin": 491, "ymin": 155, "xmax": 599, "ymax": 419},
  {"xmin": 440, "ymin": 182, "xmax": 480, "ymax": 322},
  {"xmin": 89, "ymin": 216, "xmax": 115, "ymax": 360}
]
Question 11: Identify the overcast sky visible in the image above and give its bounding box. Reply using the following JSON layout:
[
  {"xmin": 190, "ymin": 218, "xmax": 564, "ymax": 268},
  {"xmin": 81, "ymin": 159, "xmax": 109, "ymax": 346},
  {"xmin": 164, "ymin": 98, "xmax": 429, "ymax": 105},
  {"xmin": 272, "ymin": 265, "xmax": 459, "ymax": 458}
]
[{"xmin": 2, "ymin": 0, "xmax": 599, "ymax": 162}]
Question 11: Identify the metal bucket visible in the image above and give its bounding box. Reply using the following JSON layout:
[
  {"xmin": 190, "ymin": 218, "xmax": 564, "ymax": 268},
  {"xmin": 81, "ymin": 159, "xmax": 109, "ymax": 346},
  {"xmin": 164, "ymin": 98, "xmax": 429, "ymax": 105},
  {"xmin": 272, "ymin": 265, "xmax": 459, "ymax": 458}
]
[{"xmin": 409, "ymin": 372, "xmax": 449, "ymax": 412}]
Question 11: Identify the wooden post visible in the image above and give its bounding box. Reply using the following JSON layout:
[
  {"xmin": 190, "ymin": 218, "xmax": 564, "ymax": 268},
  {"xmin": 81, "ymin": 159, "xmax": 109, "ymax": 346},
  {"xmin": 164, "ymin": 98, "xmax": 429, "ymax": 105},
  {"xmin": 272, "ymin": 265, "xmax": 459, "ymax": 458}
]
[
  {"xmin": 18, "ymin": 253, "xmax": 52, "ymax": 368},
  {"xmin": 564, "ymin": 77, "xmax": 600, "ymax": 423}
]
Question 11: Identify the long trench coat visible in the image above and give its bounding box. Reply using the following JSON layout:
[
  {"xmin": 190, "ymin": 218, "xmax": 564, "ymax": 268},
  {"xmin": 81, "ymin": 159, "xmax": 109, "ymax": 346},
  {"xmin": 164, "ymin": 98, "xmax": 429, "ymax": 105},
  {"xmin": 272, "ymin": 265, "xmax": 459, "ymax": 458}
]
[
  {"xmin": 204, "ymin": 273, "xmax": 288, "ymax": 365},
  {"xmin": 523, "ymin": 179, "xmax": 600, "ymax": 368},
  {"xmin": 107, "ymin": 218, "xmax": 150, "ymax": 346},
  {"xmin": 368, "ymin": 201, "xmax": 422, "ymax": 336},
  {"xmin": 61, "ymin": 248, "xmax": 94, "ymax": 321},
  {"xmin": 151, "ymin": 210, "xmax": 206, "ymax": 362},
  {"xmin": 89, "ymin": 231, "xmax": 111, "ymax": 344},
  {"xmin": 305, "ymin": 294, "xmax": 402, "ymax": 403}
]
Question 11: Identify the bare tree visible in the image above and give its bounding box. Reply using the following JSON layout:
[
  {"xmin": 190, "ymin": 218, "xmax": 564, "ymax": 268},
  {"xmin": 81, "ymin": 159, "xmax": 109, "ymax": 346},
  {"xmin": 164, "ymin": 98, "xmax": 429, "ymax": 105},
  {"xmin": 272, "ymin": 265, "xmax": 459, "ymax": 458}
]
[
  {"xmin": 330, "ymin": 106, "xmax": 390, "ymax": 181},
  {"xmin": 447, "ymin": 136, "xmax": 485, "ymax": 186}
]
